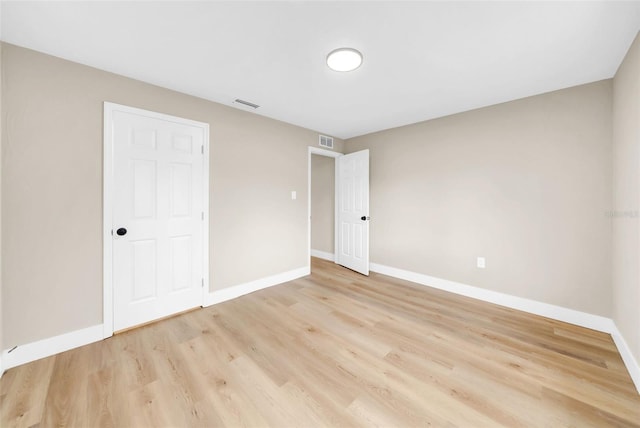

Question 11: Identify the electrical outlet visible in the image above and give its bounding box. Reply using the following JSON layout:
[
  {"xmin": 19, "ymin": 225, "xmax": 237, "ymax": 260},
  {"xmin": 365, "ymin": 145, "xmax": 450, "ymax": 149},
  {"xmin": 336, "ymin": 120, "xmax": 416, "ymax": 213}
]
[
  {"xmin": 477, "ymin": 257, "xmax": 486, "ymax": 269},
  {"xmin": 291, "ymin": 191, "xmax": 297, "ymax": 200}
]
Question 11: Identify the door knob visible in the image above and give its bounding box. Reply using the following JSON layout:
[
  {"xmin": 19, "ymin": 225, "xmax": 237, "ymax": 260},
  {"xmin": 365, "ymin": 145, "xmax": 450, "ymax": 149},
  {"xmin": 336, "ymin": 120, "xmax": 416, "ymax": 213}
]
[
  {"xmin": 360, "ymin": 216, "xmax": 370, "ymax": 221},
  {"xmin": 116, "ymin": 227, "xmax": 127, "ymax": 236}
]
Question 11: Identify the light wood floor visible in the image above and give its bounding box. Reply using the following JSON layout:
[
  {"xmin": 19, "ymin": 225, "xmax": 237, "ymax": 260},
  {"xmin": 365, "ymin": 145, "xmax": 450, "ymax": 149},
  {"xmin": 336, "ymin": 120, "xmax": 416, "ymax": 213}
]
[{"xmin": 2, "ymin": 257, "xmax": 639, "ymax": 427}]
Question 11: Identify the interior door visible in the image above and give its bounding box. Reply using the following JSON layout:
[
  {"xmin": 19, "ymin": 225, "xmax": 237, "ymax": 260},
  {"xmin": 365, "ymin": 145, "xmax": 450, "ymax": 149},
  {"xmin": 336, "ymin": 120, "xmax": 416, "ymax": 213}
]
[
  {"xmin": 110, "ymin": 107, "xmax": 205, "ymax": 332},
  {"xmin": 336, "ymin": 149, "xmax": 370, "ymax": 275}
]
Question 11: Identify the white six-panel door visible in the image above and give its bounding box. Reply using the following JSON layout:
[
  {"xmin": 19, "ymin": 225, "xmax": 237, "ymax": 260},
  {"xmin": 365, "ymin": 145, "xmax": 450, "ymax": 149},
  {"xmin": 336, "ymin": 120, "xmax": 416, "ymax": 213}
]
[
  {"xmin": 104, "ymin": 103, "xmax": 208, "ymax": 333},
  {"xmin": 336, "ymin": 149, "xmax": 370, "ymax": 275}
]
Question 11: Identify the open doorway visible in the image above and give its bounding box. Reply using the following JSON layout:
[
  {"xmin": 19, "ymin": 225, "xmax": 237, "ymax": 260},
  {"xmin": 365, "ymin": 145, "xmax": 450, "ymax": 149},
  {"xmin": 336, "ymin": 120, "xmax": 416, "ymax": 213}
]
[
  {"xmin": 307, "ymin": 146, "xmax": 370, "ymax": 275},
  {"xmin": 308, "ymin": 147, "xmax": 341, "ymax": 271}
]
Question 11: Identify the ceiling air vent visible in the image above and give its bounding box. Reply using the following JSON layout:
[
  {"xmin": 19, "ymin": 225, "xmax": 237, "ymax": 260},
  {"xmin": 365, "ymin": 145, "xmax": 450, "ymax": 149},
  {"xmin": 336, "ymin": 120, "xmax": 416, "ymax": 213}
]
[
  {"xmin": 234, "ymin": 99, "xmax": 260, "ymax": 109},
  {"xmin": 319, "ymin": 134, "xmax": 334, "ymax": 149}
]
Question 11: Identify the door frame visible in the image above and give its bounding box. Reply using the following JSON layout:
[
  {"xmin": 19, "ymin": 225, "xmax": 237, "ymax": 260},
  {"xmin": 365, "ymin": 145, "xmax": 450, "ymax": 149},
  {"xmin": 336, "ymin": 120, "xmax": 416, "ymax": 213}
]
[
  {"xmin": 307, "ymin": 146, "xmax": 342, "ymax": 267},
  {"xmin": 103, "ymin": 102, "xmax": 210, "ymax": 338}
]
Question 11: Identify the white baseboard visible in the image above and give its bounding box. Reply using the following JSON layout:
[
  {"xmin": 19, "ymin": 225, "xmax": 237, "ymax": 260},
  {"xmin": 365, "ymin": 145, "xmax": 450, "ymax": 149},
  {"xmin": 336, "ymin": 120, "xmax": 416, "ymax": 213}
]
[
  {"xmin": 0, "ymin": 267, "xmax": 311, "ymax": 374},
  {"xmin": 1, "ymin": 324, "xmax": 104, "ymax": 373},
  {"xmin": 370, "ymin": 262, "xmax": 640, "ymax": 394},
  {"xmin": 370, "ymin": 263, "xmax": 614, "ymax": 333},
  {"xmin": 310, "ymin": 249, "xmax": 335, "ymax": 261},
  {"xmin": 611, "ymin": 325, "xmax": 640, "ymax": 394},
  {"xmin": 204, "ymin": 266, "xmax": 310, "ymax": 307}
]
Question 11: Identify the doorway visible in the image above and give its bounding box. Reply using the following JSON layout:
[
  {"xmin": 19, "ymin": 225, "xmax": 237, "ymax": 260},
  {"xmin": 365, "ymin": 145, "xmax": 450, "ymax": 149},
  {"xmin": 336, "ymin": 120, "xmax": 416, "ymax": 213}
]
[
  {"xmin": 310, "ymin": 153, "xmax": 337, "ymax": 263},
  {"xmin": 335, "ymin": 149, "xmax": 370, "ymax": 275},
  {"xmin": 308, "ymin": 147, "xmax": 341, "ymax": 270},
  {"xmin": 308, "ymin": 147, "xmax": 370, "ymax": 275}
]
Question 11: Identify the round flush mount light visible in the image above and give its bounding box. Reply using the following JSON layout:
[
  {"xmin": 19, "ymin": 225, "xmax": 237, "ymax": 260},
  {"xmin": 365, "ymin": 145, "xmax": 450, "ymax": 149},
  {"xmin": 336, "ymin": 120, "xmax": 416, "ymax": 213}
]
[{"xmin": 326, "ymin": 48, "xmax": 363, "ymax": 72}]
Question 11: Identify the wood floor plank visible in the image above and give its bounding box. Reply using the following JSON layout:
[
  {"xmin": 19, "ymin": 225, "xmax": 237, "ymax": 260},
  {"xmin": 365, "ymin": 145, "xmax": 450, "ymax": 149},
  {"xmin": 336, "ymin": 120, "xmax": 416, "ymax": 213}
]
[
  {"xmin": 2, "ymin": 257, "xmax": 639, "ymax": 427},
  {"xmin": 0, "ymin": 356, "xmax": 55, "ymax": 428}
]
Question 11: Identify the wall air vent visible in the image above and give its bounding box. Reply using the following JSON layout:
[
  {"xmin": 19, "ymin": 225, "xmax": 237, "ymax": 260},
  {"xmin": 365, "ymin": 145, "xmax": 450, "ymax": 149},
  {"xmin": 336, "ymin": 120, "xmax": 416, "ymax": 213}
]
[
  {"xmin": 234, "ymin": 99, "xmax": 260, "ymax": 109},
  {"xmin": 319, "ymin": 134, "xmax": 334, "ymax": 149}
]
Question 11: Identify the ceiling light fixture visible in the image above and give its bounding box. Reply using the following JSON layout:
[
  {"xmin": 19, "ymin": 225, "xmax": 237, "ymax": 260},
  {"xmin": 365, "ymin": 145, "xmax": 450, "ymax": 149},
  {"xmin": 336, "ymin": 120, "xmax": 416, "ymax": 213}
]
[{"xmin": 326, "ymin": 48, "xmax": 363, "ymax": 72}]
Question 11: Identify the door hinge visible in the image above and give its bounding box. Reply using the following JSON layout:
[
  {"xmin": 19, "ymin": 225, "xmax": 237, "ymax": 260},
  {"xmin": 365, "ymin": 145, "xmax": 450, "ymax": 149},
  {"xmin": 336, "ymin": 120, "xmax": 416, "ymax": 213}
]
[
  {"xmin": 201, "ymin": 145, "xmax": 204, "ymax": 154},
  {"xmin": 201, "ymin": 278, "xmax": 205, "ymax": 288},
  {"xmin": 201, "ymin": 211, "xmax": 204, "ymax": 220}
]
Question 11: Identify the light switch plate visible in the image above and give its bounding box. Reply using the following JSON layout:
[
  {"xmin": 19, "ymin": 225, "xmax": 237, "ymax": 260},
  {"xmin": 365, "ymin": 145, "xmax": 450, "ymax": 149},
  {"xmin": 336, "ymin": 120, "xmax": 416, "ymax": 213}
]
[{"xmin": 291, "ymin": 191, "xmax": 297, "ymax": 200}]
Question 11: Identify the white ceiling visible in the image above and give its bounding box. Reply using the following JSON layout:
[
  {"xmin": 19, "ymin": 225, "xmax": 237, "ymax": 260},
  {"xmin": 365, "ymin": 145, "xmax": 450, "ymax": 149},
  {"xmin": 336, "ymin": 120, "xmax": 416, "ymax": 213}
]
[{"xmin": 2, "ymin": 1, "xmax": 640, "ymax": 139}]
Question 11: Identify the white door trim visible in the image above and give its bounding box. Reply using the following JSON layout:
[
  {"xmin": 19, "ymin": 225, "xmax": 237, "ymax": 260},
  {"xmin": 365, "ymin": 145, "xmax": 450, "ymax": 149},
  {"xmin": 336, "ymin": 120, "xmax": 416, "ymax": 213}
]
[
  {"xmin": 307, "ymin": 147, "xmax": 342, "ymax": 269},
  {"xmin": 103, "ymin": 102, "xmax": 210, "ymax": 338}
]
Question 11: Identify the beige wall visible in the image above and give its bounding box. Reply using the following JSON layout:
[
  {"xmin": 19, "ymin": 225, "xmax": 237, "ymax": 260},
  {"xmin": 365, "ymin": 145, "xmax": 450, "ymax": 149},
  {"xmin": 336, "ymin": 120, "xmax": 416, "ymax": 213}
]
[
  {"xmin": 311, "ymin": 154, "xmax": 335, "ymax": 254},
  {"xmin": 613, "ymin": 32, "xmax": 640, "ymax": 365},
  {"xmin": 346, "ymin": 80, "xmax": 613, "ymax": 316},
  {"xmin": 1, "ymin": 43, "xmax": 325, "ymax": 347}
]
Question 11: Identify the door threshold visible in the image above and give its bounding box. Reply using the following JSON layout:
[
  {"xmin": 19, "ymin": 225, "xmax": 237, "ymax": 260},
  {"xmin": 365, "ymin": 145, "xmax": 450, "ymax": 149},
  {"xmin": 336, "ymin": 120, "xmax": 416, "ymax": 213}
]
[{"xmin": 114, "ymin": 306, "xmax": 202, "ymax": 335}]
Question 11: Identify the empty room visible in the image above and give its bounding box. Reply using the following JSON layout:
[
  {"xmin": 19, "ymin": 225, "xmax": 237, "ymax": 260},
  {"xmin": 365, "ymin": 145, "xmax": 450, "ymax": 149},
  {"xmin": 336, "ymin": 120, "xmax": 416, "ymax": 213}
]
[{"xmin": 1, "ymin": 1, "xmax": 640, "ymax": 426}]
